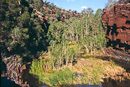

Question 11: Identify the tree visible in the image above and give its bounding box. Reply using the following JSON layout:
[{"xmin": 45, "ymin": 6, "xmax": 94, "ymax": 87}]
[
  {"xmin": 119, "ymin": 0, "xmax": 130, "ymax": 4},
  {"xmin": 0, "ymin": 0, "xmax": 48, "ymax": 62},
  {"xmin": 86, "ymin": 8, "xmax": 94, "ymax": 14},
  {"xmin": 105, "ymin": 0, "xmax": 117, "ymax": 10},
  {"xmin": 47, "ymin": 20, "xmax": 67, "ymax": 44}
]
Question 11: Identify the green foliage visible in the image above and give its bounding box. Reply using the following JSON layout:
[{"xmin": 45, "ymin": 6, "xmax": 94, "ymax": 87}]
[
  {"xmin": 28, "ymin": 0, "xmax": 43, "ymax": 11},
  {"xmin": 30, "ymin": 61, "xmax": 73, "ymax": 86},
  {"xmin": 48, "ymin": 43, "xmax": 80, "ymax": 69},
  {"xmin": 47, "ymin": 8, "xmax": 106, "ymax": 70},
  {"xmin": 47, "ymin": 20, "xmax": 67, "ymax": 44},
  {"xmin": 0, "ymin": 0, "xmax": 48, "ymax": 62},
  {"xmin": 1, "ymin": 0, "xmax": 108, "ymax": 86},
  {"xmin": 30, "ymin": 59, "xmax": 50, "ymax": 76},
  {"xmin": 42, "ymin": 68, "xmax": 73, "ymax": 86},
  {"xmin": 30, "ymin": 57, "xmax": 112, "ymax": 86}
]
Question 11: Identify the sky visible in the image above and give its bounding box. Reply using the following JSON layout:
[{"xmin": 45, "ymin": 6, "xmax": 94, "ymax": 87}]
[{"xmin": 43, "ymin": 0, "xmax": 117, "ymax": 13}]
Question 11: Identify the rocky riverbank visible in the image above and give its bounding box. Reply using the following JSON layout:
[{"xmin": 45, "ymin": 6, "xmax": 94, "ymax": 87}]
[{"xmin": 1, "ymin": 54, "xmax": 29, "ymax": 87}]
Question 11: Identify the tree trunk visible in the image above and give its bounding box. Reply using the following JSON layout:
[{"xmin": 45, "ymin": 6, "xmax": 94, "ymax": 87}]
[
  {"xmin": 71, "ymin": 55, "xmax": 74, "ymax": 66},
  {"xmin": 90, "ymin": 43, "xmax": 93, "ymax": 54},
  {"xmin": 59, "ymin": 56, "xmax": 62, "ymax": 69},
  {"xmin": 85, "ymin": 19, "xmax": 88, "ymax": 35},
  {"xmin": 49, "ymin": 50, "xmax": 55, "ymax": 70},
  {"xmin": 84, "ymin": 45, "xmax": 89, "ymax": 53},
  {"xmin": 66, "ymin": 55, "xmax": 69, "ymax": 66},
  {"xmin": 52, "ymin": 59, "xmax": 55, "ymax": 70}
]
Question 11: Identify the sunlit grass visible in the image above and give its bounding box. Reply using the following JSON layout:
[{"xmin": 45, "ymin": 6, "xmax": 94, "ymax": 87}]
[{"xmin": 29, "ymin": 56, "xmax": 122, "ymax": 86}]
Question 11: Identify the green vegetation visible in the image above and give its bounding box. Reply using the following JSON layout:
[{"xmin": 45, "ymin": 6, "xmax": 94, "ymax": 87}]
[
  {"xmin": 46, "ymin": 8, "xmax": 106, "ymax": 70},
  {"xmin": 1, "ymin": 0, "xmax": 106, "ymax": 62},
  {"xmin": 30, "ymin": 65, "xmax": 73, "ymax": 86},
  {"xmin": 0, "ymin": 0, "xmax": 48, "ymax": 62},
  {"xmin": 1, "ymin": 0, "xmax": 113, "ymax": 86},
  {"xmin": 30, "ymin": 56, "xmax": 120, "ymax": 86}
]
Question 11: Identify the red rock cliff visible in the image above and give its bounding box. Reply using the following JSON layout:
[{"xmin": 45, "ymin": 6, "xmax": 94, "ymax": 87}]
[{"xmin": 102, "ymin": 0, "xmax": 130, "ymax": 53}]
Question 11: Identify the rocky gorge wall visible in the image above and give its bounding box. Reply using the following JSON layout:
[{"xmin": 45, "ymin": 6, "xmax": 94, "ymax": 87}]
[
  {"xmin": 1, "ymin": 54, "xmax": 30, "ymax": 87},
  {"xmin": 102, "ymin": 0, "xmax": 130, "ymax": 53}
]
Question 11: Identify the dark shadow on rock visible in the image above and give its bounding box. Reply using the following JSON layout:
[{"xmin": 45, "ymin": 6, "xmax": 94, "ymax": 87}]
[
  {"xmin": 102, "ymin": 77, "xmax": 130, "ymax": 87},
  {"xmin": 0, "ymin": 57, "xmax": 7, "ymax": 75}
]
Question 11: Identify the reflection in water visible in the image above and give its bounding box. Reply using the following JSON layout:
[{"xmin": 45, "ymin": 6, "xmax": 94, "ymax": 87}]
[
  {"xmin": 1, "ymin": 77, "xmax": 21, "ymax": 87},
  {"xmin": 59, "ymin": 73, "xmax": 103, "ymax": 87},
  {"xmin": 75, "ymin": 73, "xmax": 84, "ymax": 78},
  {"xmin": 60, "ymin": 85, "xmax": 103, "ymax": 87}
]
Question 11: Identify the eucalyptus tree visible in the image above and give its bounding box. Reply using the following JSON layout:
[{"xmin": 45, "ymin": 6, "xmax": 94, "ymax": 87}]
[{"xmin": 105, "ymin": 0, "xmax": 117, "ymax": 10}]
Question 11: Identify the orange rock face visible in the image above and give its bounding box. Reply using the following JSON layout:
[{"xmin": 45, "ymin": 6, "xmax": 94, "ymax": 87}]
[{"xmin": 102, "ymin": 1, "xmax": 130, "ymax": 53}]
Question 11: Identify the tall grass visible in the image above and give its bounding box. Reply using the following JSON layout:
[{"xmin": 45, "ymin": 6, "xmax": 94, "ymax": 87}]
[
  {"xmin": 41, "ymin": 68, "xmax": 73, "ymax": 86},
  {"xmin": 29, "ymin": 58, "xmax": 74, "ymax": 86},
  {"xmin": 29, "ymin": 59, "xmax": 52, "ymax": 77},
  {"xmin": 29, "ymin": 56, "xmax": 118, "ymax": 86},
  {"xmin": 30, "ymin": 60, "xmax": 74, "ymax": 86}
]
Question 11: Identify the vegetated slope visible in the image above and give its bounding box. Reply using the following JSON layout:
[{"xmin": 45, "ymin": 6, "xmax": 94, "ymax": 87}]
[
  {"xmin": 26, "ymin": 0, "xmax": 106, "ymax": 70},
  {"xmin": 1, "ymin": 0, "xmax": 82, "ymax": 60},
  {"xmin": 0, "ymin": 0, "xmax": 49, "ymax": 61},
  {"xmin": 28, "ymin": 0, "xmax": 83, "ymax": 23},
  {"xmin": 28, "ymin": 0, "xmax": 107, "ymax": 86},
  {"xmin": 29, "ymin": 0, "xmax": 130, "ymax": 87},
  {"xmin": 1, "ymin": 0, "xmax": 106, "ymax": 86},
  {"xmin": 0, "ymin": 0, "xmax": 49, "ymax": 86},
  {"xmin": 0, "ymin": 0, "xmax": 105, "ymax": 62}
]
